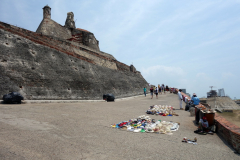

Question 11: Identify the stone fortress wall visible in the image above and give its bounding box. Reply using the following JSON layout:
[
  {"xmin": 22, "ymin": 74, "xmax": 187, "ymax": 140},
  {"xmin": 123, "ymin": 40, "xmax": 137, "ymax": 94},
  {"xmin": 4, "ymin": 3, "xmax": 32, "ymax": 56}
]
[
  {"xmin": 0, "ymin": 6, "xmax": 149, "ymax": 100},
  {"xmin": 0, "ymin": 22, "xmax": 119, "ymax": 70}
]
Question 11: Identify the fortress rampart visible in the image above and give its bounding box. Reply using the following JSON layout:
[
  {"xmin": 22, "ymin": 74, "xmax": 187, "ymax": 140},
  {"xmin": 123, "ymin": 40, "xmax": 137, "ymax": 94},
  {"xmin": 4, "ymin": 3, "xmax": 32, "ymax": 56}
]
[
  {"xmin": 0, "ymin": 21, "xmax": 132, "ymax": 72},
  {"xmin": 0, "ymin": 5, "xmax": 149, "ymax": 100},
  {"xmin": 0, "ymin": 24, "xmax": 148, "ymax": 100}
]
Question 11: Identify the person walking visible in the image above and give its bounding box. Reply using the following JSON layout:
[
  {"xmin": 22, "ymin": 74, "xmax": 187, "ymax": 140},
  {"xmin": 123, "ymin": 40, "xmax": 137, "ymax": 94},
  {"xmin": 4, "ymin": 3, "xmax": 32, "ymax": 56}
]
[
  {"xmin": 143, "ymin": 87, "xmax": 147, "ymax": 97},
  {"xmin": 158, "ymin": 84, "xmax": 161, "ymax": 94},
  {"xmin": 150, "ymin": 87, "xmax": 153, "ymax": 99},
  {"xmin": 155, "ymin": 87, "xmax": 158, "ymax": 99},
  {"xmin": 178, "ymin": 89, "xmax": 183, "ymax": 110},
  {"xmin": 161, "ymin": 84, "xmax": 165, "ymax": 94}
]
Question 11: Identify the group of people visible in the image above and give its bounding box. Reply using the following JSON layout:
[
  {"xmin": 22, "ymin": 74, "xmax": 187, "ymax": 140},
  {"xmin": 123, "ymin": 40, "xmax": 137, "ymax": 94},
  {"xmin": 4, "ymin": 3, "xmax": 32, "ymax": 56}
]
[
  {"xmin": 144, "ymin": 84, "xmax": 170, "ymax": 99},
  {"xmin": 177, "ymin": 89, "xmax": 200, "ymax": 110},
  {"xmin": 178, "ymin": 90, "xmax": 212, "ymax": 134},
  {"xmin": 144, "ymin": 87, "xmax": 214, "ymax": 134}
]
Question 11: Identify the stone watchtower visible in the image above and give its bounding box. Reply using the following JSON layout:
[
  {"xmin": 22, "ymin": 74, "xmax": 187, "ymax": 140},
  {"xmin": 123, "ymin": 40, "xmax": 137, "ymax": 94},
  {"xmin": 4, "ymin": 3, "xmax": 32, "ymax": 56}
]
[
  {"xmin": 36, "ymin": 5, "xmax": 72, "ymax": 39},
  {"xmin": 36, "ymin": 5, "xmax": 99, "ymax": 50},
  {"xmin": 130, "ymin": 65, "xmax": 136, "ymax": 72},
  {"xmin": 65, "ymin": 12, "xmax": 76, "ymax": 29},
  {"xmin": 43, "ymin": 5, "xmax": 51, "ymax": 19}
]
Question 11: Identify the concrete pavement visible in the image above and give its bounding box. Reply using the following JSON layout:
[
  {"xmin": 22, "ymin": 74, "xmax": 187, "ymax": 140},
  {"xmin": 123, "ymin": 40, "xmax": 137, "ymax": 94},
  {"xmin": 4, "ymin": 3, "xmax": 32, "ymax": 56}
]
[{"xmin": 0, "ymin": 93, "xmax": 239, "ymax": 159}]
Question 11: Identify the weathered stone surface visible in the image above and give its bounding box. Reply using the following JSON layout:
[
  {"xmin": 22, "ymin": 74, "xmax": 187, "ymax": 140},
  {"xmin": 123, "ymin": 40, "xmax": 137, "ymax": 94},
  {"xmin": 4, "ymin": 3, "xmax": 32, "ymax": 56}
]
[
  {"xmin": 0, "ymin": 28, "xmax": 149, "ymax": 100},
  {"xmin": 36, "ymin": 5, "xmax": 100, "ymax": 51},
  {"xmin": 130, "ymin": 65, "xmax": 136, "ymax": 72},
  {"xmin": 71, "ymin": 28, "xmax": 100, "ymax": 51},
  {"xmin": 65, "ymin": 12, "xmax": 76, "ymax": 29},
  {"xmin": 43, "ymin": 5, "xmax": 51, "ymax": 19},
  {"xmin": 36, "ymin": 18, "xmax": 72, "ymax": 40}
]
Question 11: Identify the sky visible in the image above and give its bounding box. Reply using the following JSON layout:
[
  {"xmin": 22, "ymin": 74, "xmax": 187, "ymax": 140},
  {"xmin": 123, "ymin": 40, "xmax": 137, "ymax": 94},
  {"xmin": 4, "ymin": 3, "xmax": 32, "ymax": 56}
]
[{"xmin": 0, "ymin": 0, "xmax": 240, "ymax": 99}]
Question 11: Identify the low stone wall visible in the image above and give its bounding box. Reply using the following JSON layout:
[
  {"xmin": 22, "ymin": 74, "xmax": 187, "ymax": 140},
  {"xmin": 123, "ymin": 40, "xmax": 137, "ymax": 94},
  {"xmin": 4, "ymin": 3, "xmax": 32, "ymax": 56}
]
[{"xmin": 215, "ymin": 114, "xmax": 240, "ymax": 153}]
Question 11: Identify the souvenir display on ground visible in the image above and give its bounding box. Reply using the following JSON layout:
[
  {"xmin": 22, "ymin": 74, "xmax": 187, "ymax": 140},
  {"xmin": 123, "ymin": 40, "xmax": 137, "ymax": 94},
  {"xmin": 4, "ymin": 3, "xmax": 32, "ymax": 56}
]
[
  {"xmin": 146, "ymin": 105, "xmax": 179, "ymax": 116},
  {"xmin": 182, "ymin": 137, "xmax": 197, "ymax": 145},
  {"xmin": 111, "ymin": 115, "xmax": 180, "ymax": 135}
]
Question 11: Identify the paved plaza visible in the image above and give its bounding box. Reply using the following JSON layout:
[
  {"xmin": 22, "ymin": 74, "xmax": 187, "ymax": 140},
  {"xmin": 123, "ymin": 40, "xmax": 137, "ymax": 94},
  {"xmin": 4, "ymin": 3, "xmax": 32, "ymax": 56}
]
[{"xmin": 0, "ymin": 93, "xmax": 239, "ymax": 159}]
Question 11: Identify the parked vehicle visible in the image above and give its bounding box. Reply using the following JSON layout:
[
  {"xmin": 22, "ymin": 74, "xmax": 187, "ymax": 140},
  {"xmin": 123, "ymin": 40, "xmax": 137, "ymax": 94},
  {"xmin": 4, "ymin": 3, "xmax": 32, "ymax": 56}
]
[
  {"xmin": 103, "ymin": 94, "xmax": 115, "ymax": 102},
  {"xmin": 2, "ymin": 92, "xmax": 24, "ymax": 104}
]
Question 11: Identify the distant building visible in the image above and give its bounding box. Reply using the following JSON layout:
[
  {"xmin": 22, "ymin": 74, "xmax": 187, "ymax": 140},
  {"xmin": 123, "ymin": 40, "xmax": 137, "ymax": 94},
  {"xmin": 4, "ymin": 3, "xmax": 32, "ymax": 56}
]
[
  {"xmin": 235, "ymin": 100, "xmax": 240, "ymax": 106},
  {"xmin": 207, "ymin": 90, "xmax": 217, "ymax": 98},
  {"xmin": 218, "ymin": 88, "xmax": 225, "ymax": 97}
]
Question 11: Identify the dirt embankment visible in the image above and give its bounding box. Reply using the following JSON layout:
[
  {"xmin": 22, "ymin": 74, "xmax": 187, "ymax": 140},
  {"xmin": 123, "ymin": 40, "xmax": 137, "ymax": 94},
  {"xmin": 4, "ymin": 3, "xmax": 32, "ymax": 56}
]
[{"xmin": 203, "ymin": 97, "xmax": 240, "ymax": 110}]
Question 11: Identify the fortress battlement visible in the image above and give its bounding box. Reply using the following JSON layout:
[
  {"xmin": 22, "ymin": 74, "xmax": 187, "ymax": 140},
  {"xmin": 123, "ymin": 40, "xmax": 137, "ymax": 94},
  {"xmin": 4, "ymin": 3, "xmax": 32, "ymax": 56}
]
[
  {"xmin": 0, "ymin": 20, "xmax": 133, "ymax": 72},
  {"xmin": 0, "ymin": 6, "xmax": 148, "ymax": 100}
]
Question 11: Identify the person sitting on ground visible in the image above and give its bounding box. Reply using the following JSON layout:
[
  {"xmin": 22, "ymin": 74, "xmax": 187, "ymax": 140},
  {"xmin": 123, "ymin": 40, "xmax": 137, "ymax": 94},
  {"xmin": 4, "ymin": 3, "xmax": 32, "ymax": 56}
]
[{"xmin": 195, "ymin": 117, "xmax": 214, "ymax": 134}]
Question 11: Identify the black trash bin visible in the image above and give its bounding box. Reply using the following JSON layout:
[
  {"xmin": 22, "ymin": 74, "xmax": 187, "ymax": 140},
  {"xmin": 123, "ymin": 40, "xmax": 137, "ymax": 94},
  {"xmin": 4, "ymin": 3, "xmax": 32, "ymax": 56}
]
[{"xmin": 103, "ymin": 94, "xmax": 115, "ymax": 102}]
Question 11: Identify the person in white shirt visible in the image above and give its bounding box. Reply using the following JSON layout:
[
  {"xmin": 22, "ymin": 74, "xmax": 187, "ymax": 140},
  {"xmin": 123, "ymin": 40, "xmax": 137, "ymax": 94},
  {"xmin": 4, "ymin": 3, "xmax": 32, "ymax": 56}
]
[{"xmin": 178, "ymin": 89, "xmax": 183, "ymax": 110}]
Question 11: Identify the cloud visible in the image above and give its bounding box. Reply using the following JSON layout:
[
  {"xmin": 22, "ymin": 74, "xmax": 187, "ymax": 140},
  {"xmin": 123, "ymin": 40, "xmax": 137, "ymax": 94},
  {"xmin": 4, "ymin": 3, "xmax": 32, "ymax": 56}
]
[
  {"xmin": 141, "ymin": 65, "xmax": 185, "ymax": 77},
  {"xmin": 221, "ymin": 72, "xmax": 234, "ymax": 79}
]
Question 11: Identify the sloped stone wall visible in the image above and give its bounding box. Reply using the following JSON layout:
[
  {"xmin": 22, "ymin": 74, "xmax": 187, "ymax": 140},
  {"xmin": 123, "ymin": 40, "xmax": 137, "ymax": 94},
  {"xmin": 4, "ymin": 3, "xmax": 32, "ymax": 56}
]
[
  {"xmin": 0, "ymin": 22, "xmax": 128, "ymax": 71},
  {"xmin": 36, "ymin": 18, "xmax": 72, "ymax": 40},
  {"xmin": 0, "ymin": 27, "xmax": 149, "ymax": 100}
]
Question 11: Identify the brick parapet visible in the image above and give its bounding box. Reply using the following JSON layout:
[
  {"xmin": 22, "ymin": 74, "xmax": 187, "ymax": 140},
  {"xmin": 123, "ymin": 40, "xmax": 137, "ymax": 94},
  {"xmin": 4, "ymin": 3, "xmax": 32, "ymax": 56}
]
[
  {"xmin": 0, "ymin": 21, "xmax": 131, "ymax": 72},
  {"xmin": 215, "ymin": 113, "xmax": 240, "ymax": 153}
]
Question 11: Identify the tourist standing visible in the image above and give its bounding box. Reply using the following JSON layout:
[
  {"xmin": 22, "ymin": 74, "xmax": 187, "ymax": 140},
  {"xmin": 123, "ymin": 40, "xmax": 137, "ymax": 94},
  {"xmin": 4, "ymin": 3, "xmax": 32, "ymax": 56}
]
[
  {"xmin": 143, "ymin": 87, "xmax": 147, "ymax": 97},
  {"xmin": 161, "ymin": 84, "xmax": 165, "ymax": 94},
  {"xmin": 166, "ymin": 85, "xmax": 169, "ymax": 93},
  {"xmin": 155, "ymin": 87, "xmax": 158, "ymax": 99},
  {"xmin": 150, "ymin": 87, "xmax": 153, "ymax": 99},
  {"xmin": 178, "ymin": 89, "xmax": 183, "ymax": 110},
  {"xmin": 158, "ymin": 84, "xmax": 161, "ymax": 94}
]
